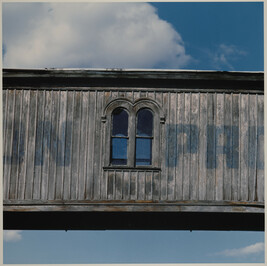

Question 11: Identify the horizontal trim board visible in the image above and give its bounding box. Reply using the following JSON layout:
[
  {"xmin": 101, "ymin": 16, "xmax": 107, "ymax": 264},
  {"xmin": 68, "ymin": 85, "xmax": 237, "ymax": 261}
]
[
  {"xmin": 4, "ymin": 211, "xmax": 264, "ymax": 231},
  {"xmin": 3, "ymin": 86, "xmax": 264, "ymax": 94},
  {"xmin": 3, "ymin": 69, "xmax": 264, "ymax": 90},
  {"xmin": 3, "ymin": 78, "xmax": 264, "ymax": 91},
  {"xmin": 4, "ymin": 199, "xmax": 264, "ymax": 206},
  {"xmin": 4, "ymin": 202, "xmax": 264, "ymax": 213},
  {"xmin": 3, "ymin": 68, "xmax": 264, "ymax": 80}
]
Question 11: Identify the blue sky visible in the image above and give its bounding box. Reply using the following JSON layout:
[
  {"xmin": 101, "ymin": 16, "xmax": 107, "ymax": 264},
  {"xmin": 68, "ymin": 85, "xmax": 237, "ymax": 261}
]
[
  {"xmin": 2, "ymin": 1, "xmax": 264, "ymax": 264},
  {"xmin": 3, "ymin": 230, "xmax": 265, "ymax": 263}
]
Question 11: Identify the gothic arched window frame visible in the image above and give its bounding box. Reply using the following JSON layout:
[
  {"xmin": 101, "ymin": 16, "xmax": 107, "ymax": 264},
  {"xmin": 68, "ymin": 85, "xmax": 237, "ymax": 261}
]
[{"xmin": 102, "ymin": 98, "xmax": 165, "ymax": 169}]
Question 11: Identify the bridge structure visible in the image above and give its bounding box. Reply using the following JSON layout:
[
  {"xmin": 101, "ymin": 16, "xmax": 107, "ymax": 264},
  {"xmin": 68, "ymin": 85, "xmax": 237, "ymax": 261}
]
[{"xmin": 3, "ymin": 68, "xmax": 264, "ymax": 231}]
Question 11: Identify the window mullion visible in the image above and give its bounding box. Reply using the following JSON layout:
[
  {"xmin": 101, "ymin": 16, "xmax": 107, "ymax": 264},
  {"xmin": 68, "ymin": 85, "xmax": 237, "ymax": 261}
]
[{"xmin": 128, "ymin": 112, "xmax": 135, "ymax": 167}]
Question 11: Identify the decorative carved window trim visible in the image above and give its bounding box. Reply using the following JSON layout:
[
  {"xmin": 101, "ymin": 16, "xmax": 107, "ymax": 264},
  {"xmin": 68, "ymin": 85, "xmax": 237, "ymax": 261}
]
[{"xmin": 102, "ymin": 98, "xmax": 165, "ymax": 168}]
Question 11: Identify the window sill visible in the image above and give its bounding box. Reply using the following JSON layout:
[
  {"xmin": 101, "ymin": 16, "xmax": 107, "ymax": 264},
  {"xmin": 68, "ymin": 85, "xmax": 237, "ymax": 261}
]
[{"xmin": 103, "ymin": 166, "xmax": 161, "ymax": 171}]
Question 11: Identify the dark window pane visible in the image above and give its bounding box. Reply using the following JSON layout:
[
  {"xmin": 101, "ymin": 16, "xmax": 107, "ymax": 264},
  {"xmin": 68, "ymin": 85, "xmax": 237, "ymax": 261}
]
[
  {"xmin": 137, "ymin": 109, "xmax": 153, "ymax": 137},
  {"xmin": 136, "ymin": 138, "xmax": 152, "ymax": 165},
  {"xmin": 111, "ymin": 138, "xmax": 127, "ymax": 165},
  {"xmin": 112, "ymin": 108, "xmax": 128, "ymax": 136}
]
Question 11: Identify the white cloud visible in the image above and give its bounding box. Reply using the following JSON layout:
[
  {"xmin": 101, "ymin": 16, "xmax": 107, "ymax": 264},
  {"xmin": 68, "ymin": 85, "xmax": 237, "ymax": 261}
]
[
  {"xmin": 3, "ymin": 2, "xmax": 191, "ymax": 69},
  {"xmin": 3, "ymin": 230, "xmax": 22, "ymax": 242},
  {"xmin": 214, "ymin": 242, "xmax": 264, "ymax": 257},
  {"xmin": 213, "ymin": 44, "xmax": 247, "ymax": 70}
]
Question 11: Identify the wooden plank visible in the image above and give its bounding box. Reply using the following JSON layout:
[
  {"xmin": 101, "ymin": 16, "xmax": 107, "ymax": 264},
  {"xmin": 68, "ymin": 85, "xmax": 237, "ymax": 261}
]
[
  {"xmin": 115, "ymin": 171, "xmax": 123, "ymax": 200},
  {"xmin": 206, "ymin": 93, "xmax": 215, "ymax": 200},
  {"xmin": 17, "ymin": 90, "xmax": 30, "ymax": 200},
  {"xmin": 2, "ymin": 90, "xmax": 7, "ymax": 161},
  {"xmin": 107, "ymin": 171, "xmax": 115, "ymax": 200},
  {"xmin": 101, "ymin": 92, "xmax": 109, "ymax": 199},
  {"xmin": 175, "ymin": 92, "xmax": 184, "ymax": 200},
  {"xmin": 93, "ymin": 91, "xmax": 103, "ymax": 200},
  {"xmin": 240, "ymin": 94, "xmax": 249, "ymax": 201},
  {"xmin": 9, "ymin": 90, "xmax": 22, "ymax": 199},
  {"xmin": 71, "ymin": 91, "xmax": 82, "ymax": 200},
  {"xmin": 160, "ymin": 92, "xmax": 168, "ymax": 200},
  {"xmin": 145, "ymin": 171, "xmax": 153, "ymax": 200},
  {"xmin": 155, "ymin": 91, "xmax": 163, "ymax": 200},
  {"xmin": 231, "ymin": 94, "xmax": 240, "ymax": 200},
  {"xmin": 122, "ymin": 170, "xmax": 130, "ymax": 200},
  {"xmin": 215, "ymin": 93, "xmax": 224, "ymax": 201},
  {"xmin": 41, "ymin": 91, "xmax": 52, "ymax": 200},
  {"xmin": 25, "ymin": 90, "xmax": 37, "ymax": 199},
  {"xmin": 85, "ymin": 91, "xmax": 95, "ymax": 199},
  {"xmin": 55, "ymin": 91, "xmax": 67, "ymax": 200},
  {"xmin": 4, "ymin": 199, "xmax": 264, "ymax": 206},
  {"xmin": 2, "ymin": 89, "xmax": 8, "ymax": 196},
  {"xmin": 152, "ymin": 171, "xmax": 160, "ymax": 200},
  {"xmin": 4, "ymin": 203, "xmax": 264, "ymax": 214},
  {"xmin": 248, "ymin": 94, "xmax": 257, "ymax": 201},
  {"xmin": 78, "ymin": 91, "xmax": 89, "ymax": 200},
  {"xmin": 3, "ymin": 90, "xmax": 14, "ymax": 200},
  {"xmin": 167, "ymin": 92, "xmax": 176, "ymax": 200},
  {"xmin": 48, "ymin": 91, "xmax": 59, "ymax": 200},
  {"xmin": 256, "ymin": 95, "xmax": 264, "ymax": 202},
  {"xmin": 130, "ymin": 171, "xmax": 137, "ymax": 200},
  {"xmin": 223, "ymin": 93, "xmax": 232, "ymax": 200},
  {"xmin": 198, "ymin": 93, "xmax": 207, "ymax": 200},
  {"xmin": 137, "ymin": 171, "xmax": 145, "ymax": 200},
  {"xmin": 33, "ymin": 90, "xmax": 45, "ymax": 199},
  {"xmin": 63, "ymin": 91, "xmax": 74, "ymax": 200},
  {"xmin": 182, "ymin": 93, "xmax": 191, "ymax": 200},
  {"xmin": 189, "ymin": 93, "xmax": 199, "ymax": 200},
  {"xmin": 101, "ymin": 170, "xmax": 108, "ymax": 200}
]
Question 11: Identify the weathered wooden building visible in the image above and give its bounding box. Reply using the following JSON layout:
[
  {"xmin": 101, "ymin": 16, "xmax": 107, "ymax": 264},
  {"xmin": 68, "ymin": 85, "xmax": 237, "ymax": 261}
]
[{"xmin": 3, "ymin": 68, "xmax": 264, "ymax": 230}]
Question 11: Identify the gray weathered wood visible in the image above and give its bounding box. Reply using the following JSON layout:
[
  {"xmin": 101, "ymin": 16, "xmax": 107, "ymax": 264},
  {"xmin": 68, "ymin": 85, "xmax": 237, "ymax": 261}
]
[
  {"xmin": 175, "ymin": 92, "xmax": 184, "ymax": 200},
  {"xmin": 48, "ymin": 91, "xmax": 59, "ymax": 200},
  {"xmin": 9, "ymin": 90, "xmax": 22, "ymax": 199},
  {"xmin": 25, "ymin": 91, "xmax": 38, "ymax": 199},
  {"xmin": 152, "ymin": 171, "xmax": 160, "ymax": 200},
  {"xmin": 256, "ymin": 95, "xmax": 264, "ymax": 202},
  {"xmin": 248, "ymin": 94, "xmax": 257, "ymax": 201},
  {"xmin": 182, "ymin": 93, "xmax": 191, "ymax": 200},
  {"xmin": 115, "ymin": 171, "xmax": 123, "ymax": 200},
  {"xmin": 63, "ymin": 91, "xmax": 74, "ymax": 200},
  {"xmin": 4, "ymin": 90, "xmax": 14, "ymax": 200},
  {"xmin": 145, "ymin": 171, "xmax": 153, "ymax": 200},
  {"xmin": 55, "ymin": 91, "xmax": 67, "ymax": 199},
  {"xmin": 137, "ymin": 171, "xmax": 145, "ymax": 200},
  {"xmin": 206, "ymin": 93, "xmax": 215, "ymax": 200},
  {"xmin": 130, "ymin": 171, "xmax": 137, "ymax": 200},
  {"xmin": 78, "ymin": 91, "xmax": 89, "ymax": 200},
  {"xmin": 167, "ymin": 92, "xmax": 176, "ymax": 200},
  {"xmin": 85, "ymin": 91, "xmax": 95, "ymax": 199},
  {"xmin": 33, "ymin": 90, "xmax": 45, "ymax": 199},
  {"xmin": 231, "ymin": 94, "xmax": 240, "ymax": 200},
  {"xmin": 240, "ymin": 94, "xmax": 249, "ymax": 201},
  {"xmin": 198, "ymin": 93, "xmax": 207, "ymax": 200},
  {"xmin": 223, "ymin": 93, "xmax": 232, "ymax": 200},
  {"xmin": 71, "ymin": 91, "xmax": 81, "ymax": 200},
  {"xmin": 190, "ymin": 93, "xmax": 199, "ymax": 200},
  {"xmin": 122, "ymin": 170, "xmax": 130, "ymax": 200},
  {"xmin": 41, "ymin": 91, "xmax": 52, "ymax": 200},
  {"xmin": 215, "ymin": 93, "xmax": 224, "ymax": 201}
]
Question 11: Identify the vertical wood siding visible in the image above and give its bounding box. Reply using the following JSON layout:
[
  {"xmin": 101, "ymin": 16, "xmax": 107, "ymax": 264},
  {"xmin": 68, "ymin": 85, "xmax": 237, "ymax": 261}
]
[{"xmin": 3, "ymin": 89, "xmax": 264, "ymax": 202}]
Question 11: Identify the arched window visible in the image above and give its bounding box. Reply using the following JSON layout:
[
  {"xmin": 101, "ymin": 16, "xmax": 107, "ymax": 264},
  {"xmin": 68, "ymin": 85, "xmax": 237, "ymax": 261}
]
[
  {"xmin": 102, "ymin": 98, "xmax": 165, "ymax": 169},
  {"xmin": 111, "ymin": 108, "xmax": 128, "ymax": 165},
  {"xmin": 136, "ymin": 108, "xmax": 153, "ymax": 165}
]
